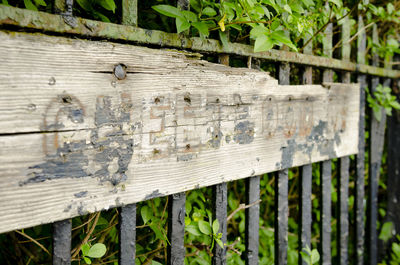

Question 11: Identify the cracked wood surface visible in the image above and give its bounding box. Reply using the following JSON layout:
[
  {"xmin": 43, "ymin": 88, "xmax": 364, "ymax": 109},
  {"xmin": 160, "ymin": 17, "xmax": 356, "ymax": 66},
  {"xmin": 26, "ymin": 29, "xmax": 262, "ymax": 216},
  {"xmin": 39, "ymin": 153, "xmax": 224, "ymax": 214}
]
[{"xmin": 0, "ymin": 31, "xmax": 359, "ymax": 232}]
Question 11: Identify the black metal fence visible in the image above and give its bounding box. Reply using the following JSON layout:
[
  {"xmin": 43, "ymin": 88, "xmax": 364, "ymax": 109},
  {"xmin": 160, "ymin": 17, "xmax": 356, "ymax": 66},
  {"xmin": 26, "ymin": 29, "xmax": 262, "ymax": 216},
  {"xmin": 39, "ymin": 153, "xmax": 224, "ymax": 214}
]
[{"xmin": 0, "ymin": 0, "xmax": 399, "ymax": 264}]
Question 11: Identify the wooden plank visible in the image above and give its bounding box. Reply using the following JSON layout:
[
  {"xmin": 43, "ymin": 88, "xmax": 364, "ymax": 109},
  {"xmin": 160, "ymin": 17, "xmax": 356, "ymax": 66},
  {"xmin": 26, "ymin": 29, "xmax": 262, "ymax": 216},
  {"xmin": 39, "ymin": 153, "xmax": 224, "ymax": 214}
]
[
  {"xmin": 355, "ymin": 15, "xmax": 367, "ymax": 265},
  {"xmin": 368, "ymin": 24, "xmax": 385, "ymax": 265},
  {"xmin": 0, "ymin": 32, "xmax": 360, "ymax": 233},
  {"xmin": 321, "ymin": 9, "xmax": 333, "ymax": 264},
  {"xmin": 338, "ymin": 16, "xmax": 351, "ymax": 265},
  {"xmin": 245, "ymin": 175, "xmax": 260, "ymax": 265},
  {"xmin": 167, "ymin": 192, "xmax": 186, "ymax": 265},
  {"xmin": 53, "ymin": 219, "xmax": 71, "ymax": 265},
  {"xmin": 119, "ymin": 204, "xmax": 136, "ymax": 265}
]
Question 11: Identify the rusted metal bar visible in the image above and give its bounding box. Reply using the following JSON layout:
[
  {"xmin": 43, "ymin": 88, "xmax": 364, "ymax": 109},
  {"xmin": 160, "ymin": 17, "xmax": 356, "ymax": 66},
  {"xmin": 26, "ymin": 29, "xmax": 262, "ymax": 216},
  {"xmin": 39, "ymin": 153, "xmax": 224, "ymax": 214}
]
[
  {"xmin": 245, "ymin": 175, "xmax": 260, "ymax": 265},
  {"xmin": 367, "ymin": 24, "xmax": 385, "ymax": 265},
  {"xmin": 121, "ymin": 0, "xmax": 138, "ymax": 26},
  {"xmin": 0, "ymin": 5, "xmax": 399, "ymax": 78},
  {"xmin": 119, "ymin": 204, "xmax": 136, "ymax": 265},
  {"xmin": 354, "ymin": 15, "xmax": 367, "ymax": 265},
  {"xmin": 52, "ymin": 219, "xmax": 71, "ymax": 265},
  {"xmin": 321, "ymin": 13, "xmax": 332, "ymax": 265},
  {"xmin": 337, "ymin": 16, "xmax": 350, "ymax": 265},
  {"xmin": 167, "ymin": 192, "xmax": 186, "ymax": 265}
]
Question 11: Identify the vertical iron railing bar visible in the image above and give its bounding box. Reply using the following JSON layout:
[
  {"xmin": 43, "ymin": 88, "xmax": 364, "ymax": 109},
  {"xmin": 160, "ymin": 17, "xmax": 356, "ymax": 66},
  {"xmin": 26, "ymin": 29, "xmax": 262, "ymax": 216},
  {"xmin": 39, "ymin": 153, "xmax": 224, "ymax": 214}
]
[
  {"xmin": 121, "ymin": 0, "xmax": 138, "ymax": 26},
  {"xmin": 52, "ymin": 219, "xmax": 72, "ymax": 265},
  {"xmin": 167, "ymin": 192, "xmax": 186, "ymax": 265},
  {"xmin": 321, "ymin": 5, "xmax": 333, "ymax": 263},
  {"xmin": 245, "ymin": 175, "xmax": 260, "ymax": 265},
  {"xmin": 213, "ymin": 182, "xmax": 228, "ymax": 265},
  {"xmin": 299, "ymin": 25, "xmax": 313, "ymax": 265},
  {"xmin": 119, "ymin": 204, "xmax": 137, "ymax": 265},
  {"xmin": 354, "ymin": 15, "xmax": 367, "ymax": 265},
  {"xmin": 337, "ymin": 15, "xmax": 351, "ymax": 265},
  {"xmin": 367, "ymin": 24, "xmax": 385, "ymax": 265},
  {"xmin": 167, "ymin": 2, "xmax": 190, "ymax": 264},
  {"xmin": 275, "ymin": 53, "xmax": 290, "ymax": 265},
  {"xmin": 212, "ymin": 50, "xmax": 230, "ymax": 265}
]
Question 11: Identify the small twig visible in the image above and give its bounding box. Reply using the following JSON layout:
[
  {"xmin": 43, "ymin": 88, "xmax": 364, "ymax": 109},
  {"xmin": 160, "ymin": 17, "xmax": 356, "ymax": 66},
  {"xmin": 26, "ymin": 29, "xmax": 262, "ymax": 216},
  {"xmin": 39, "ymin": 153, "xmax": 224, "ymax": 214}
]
[
  {"xmin": 332, "ymin": 21, "xmax": 374, "ymax": 52},
  {"xmin": 73, "ymin": 213, "xmax": 98, "ymax": 231},
  {"xmin": 227, "ymin": 199, "xmax": 262, "ymax": 221},
  {"xmin": 15, "ymin": 230, "xmax": 51, "ymax": 256},
  {"xmin": 71, "ymin": 212, "xmax": 101, "ymax": 258}
]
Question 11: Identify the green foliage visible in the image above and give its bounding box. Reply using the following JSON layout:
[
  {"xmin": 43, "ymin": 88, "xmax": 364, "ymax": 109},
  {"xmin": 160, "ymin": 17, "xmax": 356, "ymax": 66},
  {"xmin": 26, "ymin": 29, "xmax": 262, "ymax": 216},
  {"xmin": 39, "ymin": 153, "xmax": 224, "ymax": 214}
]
[
  {"xmin": 391, "ymin": 236, "xmax": 400, "ymax": 265},
  {"xmin": 367, "ymin": 84, "xmax": 400, "ymax": 122},
  {"xmin": 80, "ymin": 243, "xmax": 107, "ymax": 264},
  {"xmin": 380, "ymin": 222, "xmax": 395, "ymax": 243},
  {"xmin": 300, "ymin": 245, "xmax": 320, "ymax": 265}
]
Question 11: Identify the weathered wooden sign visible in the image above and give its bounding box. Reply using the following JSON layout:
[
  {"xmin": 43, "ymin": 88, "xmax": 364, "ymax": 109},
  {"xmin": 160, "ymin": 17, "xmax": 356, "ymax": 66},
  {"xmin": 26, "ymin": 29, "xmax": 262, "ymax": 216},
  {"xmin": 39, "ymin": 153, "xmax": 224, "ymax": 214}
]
[{"xmin": 0, "ymin": 32, "xmax": 359, "ymax": 233}]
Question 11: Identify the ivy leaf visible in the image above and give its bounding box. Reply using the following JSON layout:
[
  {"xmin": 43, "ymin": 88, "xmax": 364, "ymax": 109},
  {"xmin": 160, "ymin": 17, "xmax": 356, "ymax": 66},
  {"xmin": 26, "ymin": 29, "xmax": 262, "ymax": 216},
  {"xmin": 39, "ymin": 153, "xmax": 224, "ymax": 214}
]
[
  {"xmin": 310, "ymin": 249, "xmax": 320, "ymax": 264},
  {"xmin": 152, "ymin": 5, "xmax": 184, "ymax": 18},
  {"xmin": 198, "ymin": 220, "xmax": 212, "ymax": 235},
  {"xmin": 33, "ymin": 0, "xmax": 46, "ymax": 7},
  {"xmin": 81, "ymin": 243, "xmax": 90, "ymax": 256},
  {"xmin": 212, "ymin": 219, "xmax": 220, "ymax": 234},
  {"xmin": 379, "ymin": 222, "xmax": 394, "ymax": 242},
  {"xmin": 176, "ymin": 17, "xmax": 191, "ymax": 33},
  {"xmin": 219, "ymin": 31, "xmax": 229, "ymax": 48},
  {"xmin": 24, "ymin": 0, "xmax": 38, "ymax": 11},
  {"xmin": 192, "ymin": 22, "xmax": 209, "ymax": 37},
  {"xmin": 87, "ymin": 243, "xmax": 107, "ymax": 258},
  {"xmin": 215, "ymin": 238, "xmax": 224, "ymax": 248},
  {"xmin": 98, "ymin": 0, "xmax": 116, "ymax": 13},
  {"xmin": 254, "ymin": 34, "xmax": 274, "ymax": 52},
  {"xmin": 202, "ymin": 7, "xmax": 217, "ymax": 17},
  {"xmin": 186, "ymin": 224, "xmax": 202, "ymax": 236},
  {"xmin": 83, "ymin": 256, "xmax": 92, "ymax": 264},
  {"xmin": 270, "ymin": 30, "xmax": 297, "ymax": 51},
  {"xmin": 141, "ymin": 205, "xmax": 152, "ymax": 224}
]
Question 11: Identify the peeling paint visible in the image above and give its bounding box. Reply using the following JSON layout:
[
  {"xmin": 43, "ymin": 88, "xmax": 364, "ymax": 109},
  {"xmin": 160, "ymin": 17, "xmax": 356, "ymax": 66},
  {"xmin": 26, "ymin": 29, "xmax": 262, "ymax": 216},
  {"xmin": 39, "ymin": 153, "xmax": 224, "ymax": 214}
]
[{"xmin": 234, "ymin": 121, "xmax": 255, "ymax": 144}]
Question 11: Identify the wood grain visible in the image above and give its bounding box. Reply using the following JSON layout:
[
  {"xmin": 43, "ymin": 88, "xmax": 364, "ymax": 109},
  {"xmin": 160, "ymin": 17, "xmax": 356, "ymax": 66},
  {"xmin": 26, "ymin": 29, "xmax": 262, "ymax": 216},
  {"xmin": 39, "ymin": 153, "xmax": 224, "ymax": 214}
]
[{"xmin": 0, "ymin": 32, "xmax": 359, "ymax": 233}]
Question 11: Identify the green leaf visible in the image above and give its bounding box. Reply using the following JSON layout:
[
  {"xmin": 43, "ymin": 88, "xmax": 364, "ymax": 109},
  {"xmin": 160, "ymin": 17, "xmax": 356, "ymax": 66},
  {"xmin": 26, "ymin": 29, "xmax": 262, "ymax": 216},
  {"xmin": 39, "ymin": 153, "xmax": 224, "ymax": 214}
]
[
  {"xmin": 83, "ymin": 256, "xmax": 92, "ymax": 264},
  {"xmin": 310, "ymin": 249, "xmax": 320, "ymax": 264},
  {"xmin": 283, "ymin": 4, "xmax": 292, "ymax": 14},
  {"xmin": 182, "ymin": 10, "xmax": 197, "ymax": 22},
  {"xmin": 379, "ymin": 222, "xmax": 394, "ymax": 242},
  {"xmin": 250, "ymin": 25, "xmax": 268, "ymax": 39},
  {"xmin": 141, "ymin": 205, "xmax": 152, "ymax": 224},
  {"xmin": 301, "ymin": 0, "xmax": 315, "ymax": 8},
  {"xmin": 1, "ymin": 0, "xmax": 10, "ymax": 6},
  {"xmin": 329, "ymin": 0, "xmax": 342, "ymax": 8},
  {"xmin": 271, "ymin": 20, "xmax": 280, "ymax": 30},
  {"xmin": 387, "ymin": 3, "xmax": 395, "ymax": 14},
  {"xmin": 81, "ymin": 243, "xmax": 90, "ymax": 256},
  {"xmin": 98, "ymin": 0, "xmax": 116, "ymax": 13},
  {"xmin": 219, "ymin": 31, "xmax": 229, "ymax": 48},
  {"xmin": 212, "ymin": 219, "xmax": 220, "ymax": 234},
  {"xmin": 202, "ymin": 7, "xmax": 217, "ymax": 17},
  {"xmin": 151, "ymin": 261, "xmax": 163, "ymax": 265},
  {"xmin": 87, "ymin": 243, "xmax": 107, "ymax": 258},
  {"xmin": 198, "ymin": 220, "xmax": 212, "ymax": 235},
  {"xmin": 33, "ymin": 0, "xmax": 46, "ymax": 7},
  {"xmin": 24, "ymin": 0, "xmax": 38, "ymax": 11},
  {"xmin": 186, "ymin": 224, "xmax": 202, "ymax": 236},
  {"xmin": 76, "ymin": 0, "xmax": 93, "ymax": 12},
  {"xmin": 254, "ymin": 34, "xmax": 274, "ymax": 52},
  {"xmin": 215, "ymin": 238, "xmax": 224, "ymax": 248},
  {"xmin": 270, "ymin": 30, "xmax": 297, "ymax": 51},
  {"xmin": 176, "ymin": 17, "xmax": 191, "ymax": 33},
  {"xmin": 192, "ymin": 22, "xmax": 209, "ymax": 36},
  {"xmin": 152, "ymin": 5, "xmax": 184, "ymax": 18}
]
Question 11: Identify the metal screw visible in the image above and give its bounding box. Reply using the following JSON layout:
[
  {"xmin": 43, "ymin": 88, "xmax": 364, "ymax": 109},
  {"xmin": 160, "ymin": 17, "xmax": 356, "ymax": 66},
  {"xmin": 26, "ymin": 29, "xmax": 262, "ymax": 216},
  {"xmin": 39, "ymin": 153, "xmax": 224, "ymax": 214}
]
[{"xmin": 114, "ymin": 64, "xmax": 127, "ymax": 80}]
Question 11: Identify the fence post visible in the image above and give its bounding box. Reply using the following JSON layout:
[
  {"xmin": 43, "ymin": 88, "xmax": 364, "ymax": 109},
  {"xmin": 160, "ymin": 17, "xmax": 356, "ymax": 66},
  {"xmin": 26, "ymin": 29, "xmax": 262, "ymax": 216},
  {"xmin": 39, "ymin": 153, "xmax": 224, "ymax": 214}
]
[
  {"xmin": 119, "ymin": 204, "xmax": 137, "ymax": 265},
  {"xmin": 355, "ymin": 14, "xmax": 367, "ymax": 265}
]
